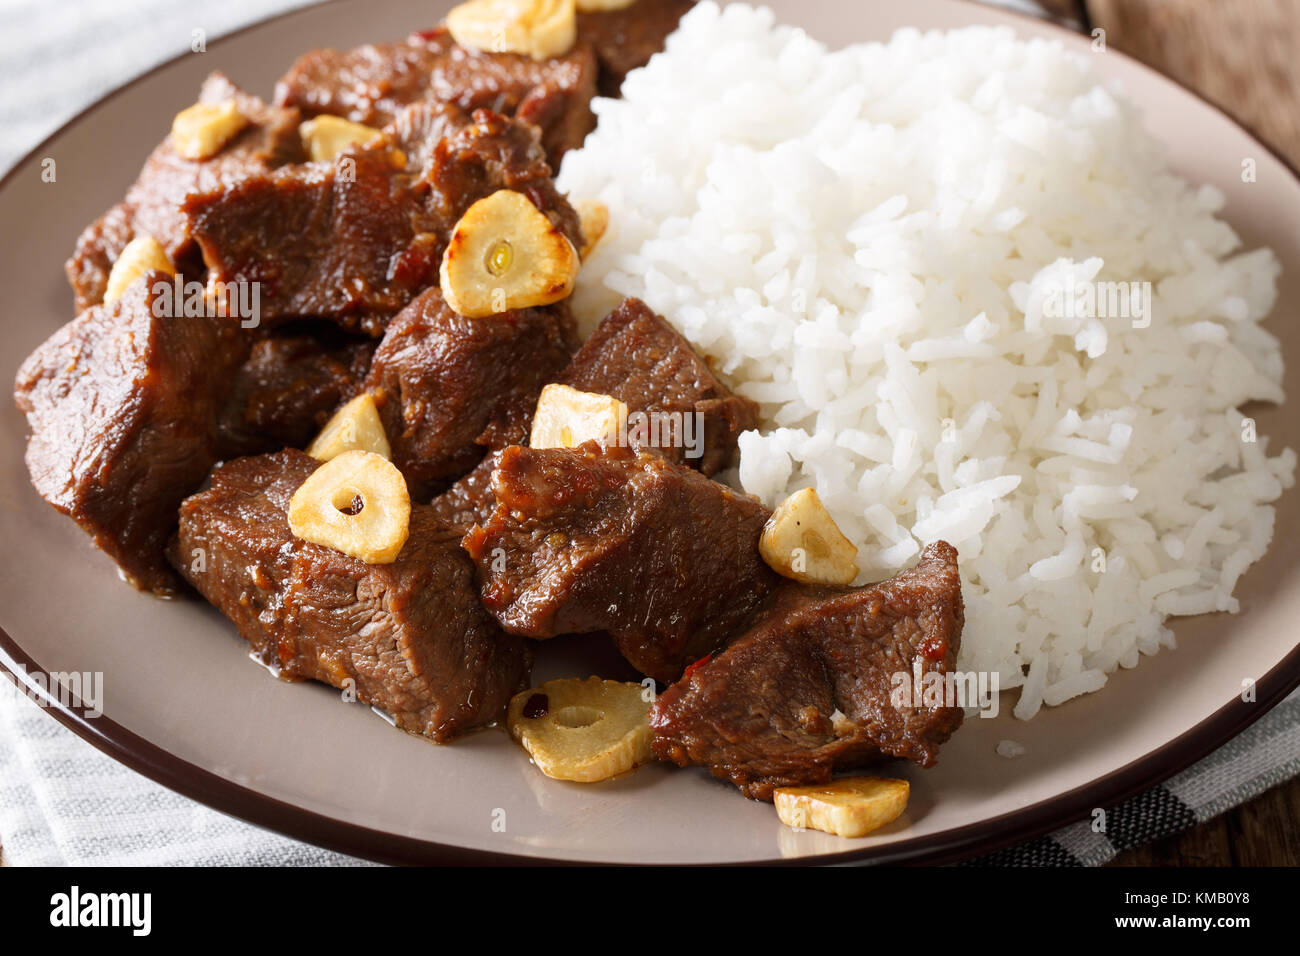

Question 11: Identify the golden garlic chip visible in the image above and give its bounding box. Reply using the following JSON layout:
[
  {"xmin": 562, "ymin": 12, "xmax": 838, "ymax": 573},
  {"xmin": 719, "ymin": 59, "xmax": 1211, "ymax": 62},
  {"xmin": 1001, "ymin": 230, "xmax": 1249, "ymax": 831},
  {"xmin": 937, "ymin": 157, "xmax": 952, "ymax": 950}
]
[
  {"xmin": 287, "ymin": 450, "xmax": 410, "ymax": 564},
  {"xmin": 575, "ymin": 0, "xmax": 636, "ymax": 10},
  {"xmin": 299, "ymin": 115, "xmax": 385, "ymax": 162},
  {"xmin": 307, "ymin": 393, "xmax": 392, "ymax": 462},
  {"xmin": 447, "ymin": 0, "xmax": 577, "ymax": 61},
  {"xmin": 104, "ymin": 236, "xmax": 175, "ymax": 305},
  {"xmin": 171, "ymin": 100, "xmax": 248, "ymax": 161},
  {"xmin": 506, "ymin": 677, "xmax": 652, "ymax": 782},
  {"xmin": 440, "ymin": 189, "xmax": 580, "ymax": 317},
  {"xmin": 774, "ymin": 777, "xmax": 910, "ymax": 838},
  {"xmin": 575, "ymin": 198, "xmax": 609, "ymax": 260},
  {"xmin": 759, "ymin": 487, "xmax": 860, "ymax": 585},
  {"xmin": 529, "ymin": 384, "xmax": 628, "ymax": 450}
]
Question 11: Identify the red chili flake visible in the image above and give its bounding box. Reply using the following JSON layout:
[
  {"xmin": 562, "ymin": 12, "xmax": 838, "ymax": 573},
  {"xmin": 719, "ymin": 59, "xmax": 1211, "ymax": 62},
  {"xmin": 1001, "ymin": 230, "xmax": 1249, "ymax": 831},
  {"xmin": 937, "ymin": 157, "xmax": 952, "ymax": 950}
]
[
  {"xmin": 918, "ymin": 635, "xmax": 947, "ymax": 660},
  {"xmin": 522, "ymin": 693, "xmax": 549, "ymax": 719},
  {"xmin": 683, "ymin": 654, "xmax": 713, "ymax": 680}
]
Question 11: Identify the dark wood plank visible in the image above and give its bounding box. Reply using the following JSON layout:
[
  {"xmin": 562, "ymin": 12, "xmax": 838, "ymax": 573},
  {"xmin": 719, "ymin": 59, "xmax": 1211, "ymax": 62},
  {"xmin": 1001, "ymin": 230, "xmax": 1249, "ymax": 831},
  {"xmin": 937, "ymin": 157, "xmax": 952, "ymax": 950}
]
[{"xmin": 1112, "ymin": 777, "xmax": 1300, "ymax": 866}]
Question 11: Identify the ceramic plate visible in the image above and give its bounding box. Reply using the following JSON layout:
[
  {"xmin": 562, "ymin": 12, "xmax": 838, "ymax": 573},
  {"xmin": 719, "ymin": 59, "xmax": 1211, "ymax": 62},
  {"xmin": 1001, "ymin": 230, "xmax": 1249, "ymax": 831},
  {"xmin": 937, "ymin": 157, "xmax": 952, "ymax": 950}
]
[{"xmin": 2, "ymin": 0, "xmax": 1298, "ymax": 864}]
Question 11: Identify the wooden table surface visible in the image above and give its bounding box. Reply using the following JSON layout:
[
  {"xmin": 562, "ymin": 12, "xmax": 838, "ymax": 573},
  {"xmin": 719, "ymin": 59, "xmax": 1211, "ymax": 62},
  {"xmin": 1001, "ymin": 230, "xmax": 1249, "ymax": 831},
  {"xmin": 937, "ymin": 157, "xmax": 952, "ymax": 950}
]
[
  {"xmin": 1035, "ymin": 0, "xmax": 1300, "ymax": 869},
  {"xmin": 1, "ymin": 0, "xmax": 1297, "ymax": 871}
]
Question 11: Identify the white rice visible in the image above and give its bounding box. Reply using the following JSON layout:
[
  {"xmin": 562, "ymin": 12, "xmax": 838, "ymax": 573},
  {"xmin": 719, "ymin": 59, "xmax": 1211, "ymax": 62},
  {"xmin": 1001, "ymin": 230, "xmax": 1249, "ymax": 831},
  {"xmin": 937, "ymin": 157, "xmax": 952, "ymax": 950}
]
[{"xmin": 557, "ymin": 2, "xmax": 1296, "ymax": 718}]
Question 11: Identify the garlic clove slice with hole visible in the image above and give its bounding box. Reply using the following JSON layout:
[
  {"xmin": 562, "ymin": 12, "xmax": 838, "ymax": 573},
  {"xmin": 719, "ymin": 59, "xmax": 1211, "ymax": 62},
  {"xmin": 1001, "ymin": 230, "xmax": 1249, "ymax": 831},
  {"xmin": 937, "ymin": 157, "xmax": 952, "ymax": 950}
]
[
  {"xmin": 439, "ymin": 189, "xmax": 579, "ymax": 318},
  {"xmin": 506, "ymin": 677, "xmax": 652, "ymax": 782},
  {"xmin": 287, "ymin": 450, "xmax": 410, "ymax": 564}
]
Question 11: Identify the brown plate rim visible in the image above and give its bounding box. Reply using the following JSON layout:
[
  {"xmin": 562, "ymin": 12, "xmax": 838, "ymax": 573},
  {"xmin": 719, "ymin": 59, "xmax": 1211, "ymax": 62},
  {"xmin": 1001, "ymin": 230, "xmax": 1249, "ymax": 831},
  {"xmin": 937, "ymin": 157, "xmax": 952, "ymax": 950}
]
[{"xmin": 1, "ymin": 0, "xmax": 1298, "ymax": 867}]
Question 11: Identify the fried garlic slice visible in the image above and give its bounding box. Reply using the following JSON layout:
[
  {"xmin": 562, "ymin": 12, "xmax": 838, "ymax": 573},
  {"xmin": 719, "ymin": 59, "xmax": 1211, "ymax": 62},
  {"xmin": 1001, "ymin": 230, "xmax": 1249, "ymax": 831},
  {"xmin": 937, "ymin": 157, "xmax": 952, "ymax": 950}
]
[
  {"xmin": 447, "ymin": 0, "xmax": 577, "ymax": 61},
  {"xmin": 171, "ymin": 100, "xmax": 248, "ymax": 161},
  {"xmin": 104, "ymin": 235, "xmax": 175, "ymax": 305},
  {"xmin": 439, "ymin": 189, "xmax": 579, "ymax": 318},
  {"xmin": 307, "ymin": 393, "xmax": 391, "ymax": 462},
  {"xmin": 507, "ymin": 677, "xmax": 652, "ymax": 782},
  {"xmin": 529, "ymin": 384, "xmax": 627, "ymax": 450},
  {"xmin": 774, "ymin": 777, "xmax": 910, "ymax": 838},
  {"xmin": 287, "ymin": 450, "xmax": 410, "ymax": 564},
  {"xmin": 759, "ymin": 487, "xmax": 859, "ymax": 585}
]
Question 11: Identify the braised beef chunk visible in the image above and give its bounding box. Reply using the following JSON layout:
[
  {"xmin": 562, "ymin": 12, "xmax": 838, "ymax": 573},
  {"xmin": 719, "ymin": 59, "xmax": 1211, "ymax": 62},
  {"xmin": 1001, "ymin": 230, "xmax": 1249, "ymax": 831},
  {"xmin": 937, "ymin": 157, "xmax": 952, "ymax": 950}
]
[
  {"xmin": 183, "ymin": 107, "xmax": 581, "ymax": 335},
  {"xmin": 427, "ymin": 453, "xmax": 501, "ymax": 532},
  {"xmin": 170, "ymin": 449, "xmax": 532, "ymax": 741},
  {"xmin": 66, "ymin": 73, "xmax": 303, "ymax": 313},
  {"xmin": 463, "ymin": 443, "xmax": 779, "ymax": 682},
  {"xmin": 13, "ymin": 272, "xmax": 247, "ymax": 593},
  {"xmin": 650, "ymin": 542, "xmax": 965, "ymax": 801},
  {"xmin": 578, "ymin": 0, "xmax": 695, "ymax": 95},
  {"xmin": 364, "ymin": 287, "xmax": 576, "ymax": 498},
  {"xmin": 183, "ymin": 148, "xmax": 436, "ymax": 336},
  {"xmin": 274, "ymin": 26, "xmax": 597, "ymax": 166},
  {"xmin": 216, "ymin": 327, "xmax": 375, "ymax": 458},
  {"xmin": 385, "ymin": 101, "xmax": 470, "ymax": 180},
  {"xmin": 560, "ymin": 298, "xmax": 758, "ymax": 474},
  {"xmin": 424, "ymin": 106, "xmax": 583, "ymax": 245}
]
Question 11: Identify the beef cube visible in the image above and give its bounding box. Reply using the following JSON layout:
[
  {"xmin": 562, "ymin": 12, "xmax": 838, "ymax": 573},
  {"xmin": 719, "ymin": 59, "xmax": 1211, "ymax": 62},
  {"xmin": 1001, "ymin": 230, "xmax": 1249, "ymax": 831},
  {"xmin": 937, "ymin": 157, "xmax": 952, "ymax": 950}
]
[
  {"xmin": 170, "ymin": 449, "xmax": 532, "ymax": 741},
  {"xmin": 13, "ymin": 272, "xmax": 247, "ymax": 593},
  {"xmin": 183, "ymin": 108, "xmax": 582, "ymax": 336},
  {"xmin": 183, "ymin": 148, "xmax": 438, "ymax": 337},
  {"xmin": 426, "ymin": 453, "xmax": 500, "ymax": 533},
  {"xmin": 463, "ymin": 443, "xmax": 779, "ymax": 682},
  {"xmin": 577, "ymin": 0, "xmax": 695, "ymax": 96},
  {"xmin": 650, "ymin": 542, "xmax": 966, "ymax": 801},
  {"xmin": 559, "ymin": 298, "xmax": 758, "ymax": 474},
  {"xmin": 216, "ymin": 326, "xmax": 376, "ymax": 459},
  {"xmin": 364, "ymin": 287, "xmax": 577, "ymax": 498},
  {"xmin": 66, "ymin": 73, "xmax": 303, "ymax": 313},
  {"xmin": 423, "ymin": 108, "xmax": 582, "ymax": 246},
  {"xmin": 274, "ymin": 26, "xmax": 597, "ymax": 166}
]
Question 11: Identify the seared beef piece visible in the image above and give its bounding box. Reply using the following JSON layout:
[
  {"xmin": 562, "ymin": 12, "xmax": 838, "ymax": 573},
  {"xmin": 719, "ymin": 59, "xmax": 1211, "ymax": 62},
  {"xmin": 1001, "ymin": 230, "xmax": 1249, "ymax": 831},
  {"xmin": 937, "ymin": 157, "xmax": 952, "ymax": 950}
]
[
  {"xmin": 13, "ymin": 272, "xmax": 247, "ymax": 593},
  {"xmin": 425, "ymin": 107, "xmax": 582, "ymax": 245},
  {"xmin": 216, "ymin": 326, "xmax": 376, "ymax": 458},
  {"xmin": 463, "ymin": 443, "xmax": 779, "ymax": 682},
  {"xmin": 183, "ymin": 108, "xmax": 581, "ymax": 336},
  {"xmin": 66, "ymin": 73, "xmax": 303, "ymax": 313},
  {"xmin": 578, "ymin": 0, "xmax": 695, "ymax": 95},
  {"xmin": 650, "ymin": 542, "xmax": 965, "ymax": 801},
  {"xmin": 170, "ymin": 449, "xmax": 531, "ymax": 741},
  {"xmin": 184, "ymin": 148, "xmax": 434, "ymax": 337},
  {"xmin": 274, "ymin": 25, "xmax": 597, "ymax": 167},
  {"xmin": 559, "ymin": 298, "xmax": 758, "ymax": 475},
  {"xmin": 426, "ymin": 453, "xmax": 500, "ymax": 532},
  {"xmin": 364, "ymin": 288, "xmax": 577, "ymax": 499},
  {"xmin": 384, "ymin": 101, "xmax": 468, "ymax": 180}
]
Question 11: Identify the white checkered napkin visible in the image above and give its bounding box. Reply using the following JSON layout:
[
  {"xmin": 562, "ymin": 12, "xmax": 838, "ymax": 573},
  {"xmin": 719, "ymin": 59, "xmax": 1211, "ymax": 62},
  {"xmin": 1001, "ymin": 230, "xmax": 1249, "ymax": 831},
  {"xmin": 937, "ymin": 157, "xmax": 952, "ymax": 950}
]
[
  {"xmin": 3, "ymin": 680, "xmax": 1298, "ymax": 866},
  {"xmin": 0, "ymin": 0, "xmax": 320, "ymax": 173},
  {"xmin": 0, "ymin": 688, "xmax": 373, "ymax": 866},
  {"xmin": 964, "ymin": 689, "xmax": 1300, "ymax": 866}
]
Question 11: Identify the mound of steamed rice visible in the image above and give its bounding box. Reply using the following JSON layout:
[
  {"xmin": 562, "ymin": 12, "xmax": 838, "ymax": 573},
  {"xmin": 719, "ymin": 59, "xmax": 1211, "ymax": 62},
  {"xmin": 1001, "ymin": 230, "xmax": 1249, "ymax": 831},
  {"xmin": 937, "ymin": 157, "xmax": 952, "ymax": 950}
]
[{"xmin": 557, "ymin": 3, "xmax": 1296, "ymax": 719}]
